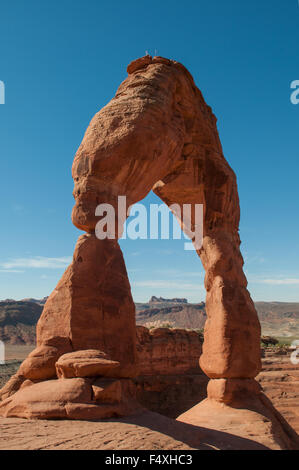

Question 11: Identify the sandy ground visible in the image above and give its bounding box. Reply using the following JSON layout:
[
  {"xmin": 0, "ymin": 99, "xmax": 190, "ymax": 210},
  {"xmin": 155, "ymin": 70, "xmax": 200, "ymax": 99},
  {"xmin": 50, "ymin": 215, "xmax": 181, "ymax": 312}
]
[{"xmin": 0, "ymin": 412, "xmax": 201, "ymax": 450}]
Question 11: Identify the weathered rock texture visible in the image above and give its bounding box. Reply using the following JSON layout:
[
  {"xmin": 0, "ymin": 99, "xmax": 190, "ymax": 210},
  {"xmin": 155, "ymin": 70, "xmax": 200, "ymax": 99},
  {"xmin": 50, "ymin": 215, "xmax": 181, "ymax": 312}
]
[
  {"xmin": 136, "ymin": 326, "xmax": 202, "ymax": 376},
  {"xmin": 0, "ymin": 56, "xmax": 264, "ymax": 423}
]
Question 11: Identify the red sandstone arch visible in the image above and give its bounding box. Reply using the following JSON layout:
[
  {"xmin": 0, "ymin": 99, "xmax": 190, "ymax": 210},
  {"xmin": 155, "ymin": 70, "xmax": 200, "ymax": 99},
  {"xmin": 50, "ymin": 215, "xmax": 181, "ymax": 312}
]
[{"xmin": 0, "ymin": 56, "xmax": 261, "ymax": 418}]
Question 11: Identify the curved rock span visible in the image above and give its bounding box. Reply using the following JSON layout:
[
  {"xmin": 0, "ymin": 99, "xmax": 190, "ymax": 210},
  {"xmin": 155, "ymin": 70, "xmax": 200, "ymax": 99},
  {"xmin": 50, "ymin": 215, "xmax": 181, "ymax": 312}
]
[{"xmin": 0, "ymin": 56, "xmax": 297, "ymax": 448}]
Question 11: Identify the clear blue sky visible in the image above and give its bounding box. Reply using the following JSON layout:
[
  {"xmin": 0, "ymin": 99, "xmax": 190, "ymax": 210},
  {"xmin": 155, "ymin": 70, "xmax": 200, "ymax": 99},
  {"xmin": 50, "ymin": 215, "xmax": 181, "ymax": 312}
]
[{"xmin": 0, "ymin": 0, "xmax": 298, "ymax": 303}]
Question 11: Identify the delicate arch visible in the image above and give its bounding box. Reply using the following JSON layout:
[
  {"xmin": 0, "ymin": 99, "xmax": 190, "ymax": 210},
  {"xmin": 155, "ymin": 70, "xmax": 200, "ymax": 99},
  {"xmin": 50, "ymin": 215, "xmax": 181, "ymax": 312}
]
[{"xmin": 0, "ymin": 56, "xmax": 261, "ymax": 415}]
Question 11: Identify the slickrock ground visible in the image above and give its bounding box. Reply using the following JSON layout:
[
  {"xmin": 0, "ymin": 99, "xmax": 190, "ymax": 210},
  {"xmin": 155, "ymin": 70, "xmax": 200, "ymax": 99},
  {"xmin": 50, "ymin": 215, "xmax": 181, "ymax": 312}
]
[
  {"xmin": 0, "ymin": 413, "xmax": 201, "ymax": 450},
  {"xmin": 0, "ymin": 400, "xmax": 297, "ymax": 450},
  {"xmin": 0, "ymin": 411, "xmax": 286, "ymax": 450}
]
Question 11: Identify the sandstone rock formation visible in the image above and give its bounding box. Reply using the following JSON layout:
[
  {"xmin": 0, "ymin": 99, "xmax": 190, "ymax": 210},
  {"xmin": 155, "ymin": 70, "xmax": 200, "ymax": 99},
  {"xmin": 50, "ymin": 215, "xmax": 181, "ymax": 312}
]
[
  {"xmin": 0, "ymin": 55, "xmax": 283, "ymax": 438},
  {"xmin": 0, "ymin": 377, "xmax": 137, "ymax": 420},
  {"xmin": 136, "ymin": 326, "xmax": 202, "ymax": 376}
]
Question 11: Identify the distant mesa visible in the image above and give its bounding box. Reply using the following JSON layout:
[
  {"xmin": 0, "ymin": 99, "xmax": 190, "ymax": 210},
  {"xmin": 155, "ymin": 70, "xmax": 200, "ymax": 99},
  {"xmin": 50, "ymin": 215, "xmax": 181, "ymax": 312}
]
[
  {"xmin": 149, "ymin": 296, "xmax": 188, "ymax": 304},
  {"xmin": 1, "ymin": 297, "xmax": 48, "ymax": 306},
  {"xmin": 0, "ymin": 300, "xmax": 43, "ymax": 345}
]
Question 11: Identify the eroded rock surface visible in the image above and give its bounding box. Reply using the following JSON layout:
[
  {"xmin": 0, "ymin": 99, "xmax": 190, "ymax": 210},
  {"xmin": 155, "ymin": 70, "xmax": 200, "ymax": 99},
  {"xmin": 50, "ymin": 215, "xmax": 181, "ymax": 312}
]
[
  {"xmin": 55, "ymin": 350, "xmax": 120, "ymax": 379},
  {"xmin": 0, "ymin": 376, "xmax": 139, "ymax": 420},
  {"xmin": 136, "ymin": 326, "xmax": 202, "ymax": 376}
]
